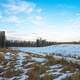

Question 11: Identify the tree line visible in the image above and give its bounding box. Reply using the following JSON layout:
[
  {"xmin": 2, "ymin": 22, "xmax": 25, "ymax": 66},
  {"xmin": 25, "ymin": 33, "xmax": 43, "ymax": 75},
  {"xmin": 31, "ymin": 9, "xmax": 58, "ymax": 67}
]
[
  {"xmin": 5, "ymin": 38, "xmax": 57, "ymax": 47},
  {"xmin": 5, "ymin": 39, "xmax": 80, "ymax": 47}
]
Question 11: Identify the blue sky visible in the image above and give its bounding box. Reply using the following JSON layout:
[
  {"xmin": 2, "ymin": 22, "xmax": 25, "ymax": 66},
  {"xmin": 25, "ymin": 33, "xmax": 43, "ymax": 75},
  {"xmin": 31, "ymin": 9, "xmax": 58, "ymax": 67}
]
[{"xmin": 0, "ymin": 0, "xmax": 80, "ymax": 41}]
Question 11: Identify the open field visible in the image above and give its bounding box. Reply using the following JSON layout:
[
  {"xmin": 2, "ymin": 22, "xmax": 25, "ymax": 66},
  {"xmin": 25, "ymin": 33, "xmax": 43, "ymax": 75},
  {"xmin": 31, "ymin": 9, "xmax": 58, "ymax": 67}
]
[{"xmin": 0, "ymin": 46, "xmax": 80, "ymax": 80}]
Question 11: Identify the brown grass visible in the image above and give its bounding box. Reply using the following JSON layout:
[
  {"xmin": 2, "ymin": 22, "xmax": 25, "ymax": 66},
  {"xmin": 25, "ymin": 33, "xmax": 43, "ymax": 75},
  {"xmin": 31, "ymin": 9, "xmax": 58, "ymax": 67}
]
[
  {"xmin": 64, "ymin": 71, "xmax": 80, "ymax": 80},
  {"xmin": 1, "ymin": 70, "xmax": 21, "ymax": 78}
]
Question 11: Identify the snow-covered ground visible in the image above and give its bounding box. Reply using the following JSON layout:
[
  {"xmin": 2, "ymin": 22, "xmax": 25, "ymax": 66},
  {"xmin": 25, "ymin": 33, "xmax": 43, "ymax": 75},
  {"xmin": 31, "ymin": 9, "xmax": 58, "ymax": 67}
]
[
  {"xmin": 14, "ymin": 44, "xmax": 80, "ymax": 56},
  {"xmin": 3, "ymin": 44, "xmax": 79, "ymax": 80},
  {"xmin": 0, "ymin": 49, "xmax": 79, "ymax": 80}
]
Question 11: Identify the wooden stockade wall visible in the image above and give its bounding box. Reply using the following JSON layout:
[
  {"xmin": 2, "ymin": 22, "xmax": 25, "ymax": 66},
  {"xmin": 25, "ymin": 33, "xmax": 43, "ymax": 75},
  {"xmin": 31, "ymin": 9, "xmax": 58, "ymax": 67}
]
[{"xmin": 0, "ymin": 31, "xmax": 5, "ymax": 48}]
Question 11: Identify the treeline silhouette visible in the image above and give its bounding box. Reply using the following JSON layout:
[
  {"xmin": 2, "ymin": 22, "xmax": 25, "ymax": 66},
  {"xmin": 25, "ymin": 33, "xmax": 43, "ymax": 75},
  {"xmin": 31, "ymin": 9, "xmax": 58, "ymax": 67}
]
[
  {"xmin": 6, "ymin": 38, "xmax": 57, "ymax": 47},
  {"xmin": 6, "ymin": 39, "xmax": 80, "ymax": 47}
]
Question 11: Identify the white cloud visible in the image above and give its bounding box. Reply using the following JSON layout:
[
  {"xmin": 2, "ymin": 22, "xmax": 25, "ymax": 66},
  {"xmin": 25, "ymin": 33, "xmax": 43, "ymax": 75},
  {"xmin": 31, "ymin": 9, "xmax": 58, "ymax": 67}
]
[
  {"xmin": 36, "ymin": 16, "xmax": 43, "ymax": 20},
  {"xmin": 69, "ymin": 16, "xmax": 80, "ymax": 29},
  {"xmin": 5, "ymin": 16, "xmax": 20, "ymax": 23},
  {"xmin": 2, "ymin": 0, "xmax": 37, "ymax": 15},
  {"xmin": 28, "ymin": 15, "xmax": 43, "ymax": 25},
  {"xmin": 6, "ymin": 31, "xmax": 38, "ymax": 41},
  {"xmin": 0, "ymin": 15, "xmax": 22, "ymax": 27},
  {"xmin": 0, "ymin": 0, "xmax": 43, "ymax": 27},
  {"xmin": 73, "ymin": 21, "xmax": 80, "ymax": 28}
]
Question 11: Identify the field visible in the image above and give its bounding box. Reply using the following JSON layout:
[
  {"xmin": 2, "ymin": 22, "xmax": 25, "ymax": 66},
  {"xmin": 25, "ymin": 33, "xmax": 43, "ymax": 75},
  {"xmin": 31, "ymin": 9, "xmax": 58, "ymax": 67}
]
[{"xmin": 0, "ymin": 44, "xmax": 80, "ymax": 80}]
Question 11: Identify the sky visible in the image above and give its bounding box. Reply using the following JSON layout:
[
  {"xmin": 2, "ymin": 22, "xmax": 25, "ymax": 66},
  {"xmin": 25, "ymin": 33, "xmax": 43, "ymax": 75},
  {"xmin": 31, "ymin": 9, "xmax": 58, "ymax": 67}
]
[{"xmin": 0, "ymin": 0, "xmax": 80, "ymax": 42}]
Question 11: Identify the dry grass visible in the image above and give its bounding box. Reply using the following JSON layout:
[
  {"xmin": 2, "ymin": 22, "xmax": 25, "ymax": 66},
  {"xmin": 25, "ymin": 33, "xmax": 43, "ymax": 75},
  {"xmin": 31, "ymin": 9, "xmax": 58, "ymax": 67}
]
[
  {"xmin": 43, "ymin": 72, "xmax": 53, "ymax": 80},
  {"xmin": 64, "ymin": 71, "xmax": 80, "ymax": 80},
  {"xmin": 28, "ymin": 63, "xmax": 40, "ymax": 80},
  {"xmin": 62, "ymin": 65, "xmax": 76, "ymax": 72},
  {"xmin": 0, "ymin": 48, "xmax": 11, "ymax": 53},
  {"xmin": 0, "ymin": 52, "xmax": 4, "ymax": 61},
  {"xmin": 0, "ymin": 69, "xmax": 21, "ymax": 78}
]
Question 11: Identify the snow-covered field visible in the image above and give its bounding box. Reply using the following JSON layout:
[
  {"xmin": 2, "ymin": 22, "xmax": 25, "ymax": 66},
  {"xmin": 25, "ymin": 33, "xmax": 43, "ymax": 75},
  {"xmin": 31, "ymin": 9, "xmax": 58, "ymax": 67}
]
[
  {"xmin": 15, "ymin": 44, "xmax": 80, "ymax": 56},
  {"xmin": 0, "ymin": 52, "xmax": 76, "ymax": 80},
  {"xmin": 0, "ymin": 46, "xmax": 80, "ymax": 80}
]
